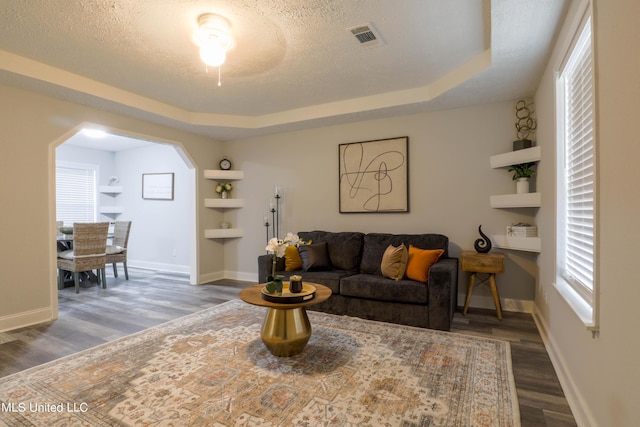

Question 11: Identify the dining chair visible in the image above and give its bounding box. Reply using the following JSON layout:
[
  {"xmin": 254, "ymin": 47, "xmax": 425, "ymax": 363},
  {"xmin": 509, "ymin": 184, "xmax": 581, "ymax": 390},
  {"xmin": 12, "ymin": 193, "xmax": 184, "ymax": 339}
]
[
  {"xmin": 106, "ymin": 221, "xmax": 132, "ymax": 280},
  {"xmin": 57, "ymin": 222, "xmax": 109, "ymax": 293}
]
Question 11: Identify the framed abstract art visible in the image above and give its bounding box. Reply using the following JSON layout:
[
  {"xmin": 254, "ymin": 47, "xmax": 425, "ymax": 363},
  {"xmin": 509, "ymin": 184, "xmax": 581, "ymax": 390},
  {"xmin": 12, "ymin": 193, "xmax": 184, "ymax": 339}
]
[{"xmin": 338, "ymin": 136, "xmax": 409, "ymax": 213}]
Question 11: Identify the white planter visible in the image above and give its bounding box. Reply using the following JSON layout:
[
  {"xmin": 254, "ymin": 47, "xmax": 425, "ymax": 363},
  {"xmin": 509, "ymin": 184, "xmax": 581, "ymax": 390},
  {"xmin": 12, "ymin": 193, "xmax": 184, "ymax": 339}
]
[{"xmin": 516, "ymin": 178, "xmax": 530, "ymax": 194}]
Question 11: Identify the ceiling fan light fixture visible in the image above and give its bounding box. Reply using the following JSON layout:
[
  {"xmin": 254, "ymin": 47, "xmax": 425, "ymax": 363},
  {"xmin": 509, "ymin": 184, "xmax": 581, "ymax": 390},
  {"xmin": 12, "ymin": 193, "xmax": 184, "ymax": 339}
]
[
  {"xmin": 199, "ymin": 44, "xmax": 227, "ymax": 67},
  {"xmin": 194, "ymin": 13, "xmax": 234, "ymax": 65}
]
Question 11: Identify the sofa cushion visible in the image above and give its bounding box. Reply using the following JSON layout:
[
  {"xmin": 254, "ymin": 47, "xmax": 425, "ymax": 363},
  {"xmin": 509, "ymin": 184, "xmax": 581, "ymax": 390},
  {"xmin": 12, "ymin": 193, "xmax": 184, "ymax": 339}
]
[
  {"xmin": 380, "ymin": 244, "xmax": 408, "ymax": 281},
  {"xmin": 360, "ymin": 233, "xmax": 449, "ymax": 275},
  {"xmin": 405, "ymin": 246, "xmax": 444, "ymax": 282},
  {"xmin": 340, "ymin": 274, "xmax": 428, "ymax": 304},
  {"xmin": 299, "ymin": 243, "xmax": 332, "ymax": 271},
  {"xmin": 298, "ymin": 231, "xmax": 364, "ymax": 271},
  {"xmin": 273, "ymin": 269, "xmax": 350, "ymax": 295}
]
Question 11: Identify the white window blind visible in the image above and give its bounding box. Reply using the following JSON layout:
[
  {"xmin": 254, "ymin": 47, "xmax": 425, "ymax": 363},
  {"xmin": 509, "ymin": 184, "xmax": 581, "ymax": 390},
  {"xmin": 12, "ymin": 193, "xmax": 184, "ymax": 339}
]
[
  {"xmin": 56, "ymin": 162, "xmax": 98, "ymax": 225},
  {"xmin": 557, "ymin": 13, "xmax": 597, "ymax": 325}
]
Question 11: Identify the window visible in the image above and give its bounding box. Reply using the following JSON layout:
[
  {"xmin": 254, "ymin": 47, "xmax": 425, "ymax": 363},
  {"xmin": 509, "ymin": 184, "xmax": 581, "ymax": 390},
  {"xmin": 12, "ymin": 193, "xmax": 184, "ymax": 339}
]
[
  {"xmin": 555, "ymin": 9, "xmax": 597, "ymax": 331},
  {"xmin": 56, "ymin": 161, "xmax": 98, "ymax": 225}
]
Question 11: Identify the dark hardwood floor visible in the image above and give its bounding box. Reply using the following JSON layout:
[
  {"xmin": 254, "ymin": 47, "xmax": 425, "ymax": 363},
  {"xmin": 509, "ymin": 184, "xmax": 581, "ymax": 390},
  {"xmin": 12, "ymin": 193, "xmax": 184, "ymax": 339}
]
[{"xmin": 0, "ymin": 268, "xmax": 576, "ymax": 426}]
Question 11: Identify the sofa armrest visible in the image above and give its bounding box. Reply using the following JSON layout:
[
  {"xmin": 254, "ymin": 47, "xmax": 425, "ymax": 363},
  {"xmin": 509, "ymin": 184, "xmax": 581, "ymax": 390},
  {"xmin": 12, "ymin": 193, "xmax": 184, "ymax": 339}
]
[
  {"xmin": 258, "ymin": 255, "xmax": 272, "ymax": 283},
  {"xmin": 257, "ymin": 255, "xmax": 286, "ymax": 283},
  {"xmin": 427, "ymin": 258, "xmax": 459, "ymax": 331}
]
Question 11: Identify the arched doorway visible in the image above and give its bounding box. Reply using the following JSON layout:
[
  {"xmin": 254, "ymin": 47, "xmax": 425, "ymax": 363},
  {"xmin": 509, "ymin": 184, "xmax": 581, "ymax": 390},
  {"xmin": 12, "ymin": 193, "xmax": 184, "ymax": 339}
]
[{"xmin": 51, "ymin": 124, "xmax": 198, "ymax": 313}]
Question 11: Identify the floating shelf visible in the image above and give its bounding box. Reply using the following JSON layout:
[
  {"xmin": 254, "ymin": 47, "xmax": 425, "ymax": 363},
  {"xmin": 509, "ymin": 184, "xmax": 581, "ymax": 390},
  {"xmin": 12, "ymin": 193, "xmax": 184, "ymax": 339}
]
[
  {"xmin": 492, "ymin": 235, "xmax": 541, "ymax": 253},
  {"xmin": 204, "ymin": 170, "xmax": 244, "ymax": 180},
  {"xmin": 490, "ymin": 192, "xmax": 541, "ymax": 208},
  {"xmin": 204, "ymin": 228, "xmax": 244, "ymax": 239},
  {"xmin": 99, "ymin": 185, "xmax": 123, "ymax": 194},
  {"xmin": 490, "ymin": 146, "xmax": 541, "ymax": 169},
  {"xmin": 99, "ymin": 206, "xmax": 124, "ymax": 214},
  {"xmin": 204, "ymin": 169, "xmax": 244, "ymax": 242},
  {"xmin": 204, "ymin": 198, "xmax": 244, "ymax": 209}
]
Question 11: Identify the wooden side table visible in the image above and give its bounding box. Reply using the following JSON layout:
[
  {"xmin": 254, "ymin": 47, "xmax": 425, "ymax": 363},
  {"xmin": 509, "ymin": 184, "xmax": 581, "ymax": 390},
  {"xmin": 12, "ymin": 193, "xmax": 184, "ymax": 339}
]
[{"xmin": 461, "ymin": 251, "xmax": 505, "ymax": 320}]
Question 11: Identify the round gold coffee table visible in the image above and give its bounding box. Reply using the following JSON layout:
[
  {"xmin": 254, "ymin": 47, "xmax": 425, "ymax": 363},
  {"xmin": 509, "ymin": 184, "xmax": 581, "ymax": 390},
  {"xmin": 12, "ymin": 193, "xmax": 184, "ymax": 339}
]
[{"xmin": 239, "ymin": 282, "xmax": 331, "ymax": 357}]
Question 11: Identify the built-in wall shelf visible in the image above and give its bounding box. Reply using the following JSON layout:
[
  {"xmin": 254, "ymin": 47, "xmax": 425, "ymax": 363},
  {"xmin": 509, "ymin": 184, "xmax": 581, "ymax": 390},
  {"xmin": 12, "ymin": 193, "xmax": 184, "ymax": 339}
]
[
  {"xmin": 99, "ymin": 185, "xmax": 124, "ymax": 219},
  {"xmin": 204, "ymin": 170, "xmax": 244, "ymax": 180},
  {"xmin": 99, "ymin": 186, "xmax": 123, "ymax": 194},
  {"xmin": 490, "ymin": 192, "xmax": 541, "ymax": 208},
  {"xmin": 99, "ymin": 206, "xmax": 124, "ymax": 214},
  {"xmin": 204, "ymin": 198, "xmax": 244, "ymax": 209},
  {"xmin": 204, "ymin": 228, "xmax": 244, "ymax": 239},
  {"xmin": 492, "ymin": 235, "xmax": 541, "ymax": 253},
  {"xmin": 490, "ymin": 146, "xmax": 541, "ymax": 169},
  {"xmin": 203, "ymin": 169, "xmax": 244, "ymax": 242},
  {"xmin": 489, "ymin": 145, "xmax": 542, "ymax": 252},
  {"xmin": 99, "ymin": 206, "xmax": 124, "ymax": 219}
]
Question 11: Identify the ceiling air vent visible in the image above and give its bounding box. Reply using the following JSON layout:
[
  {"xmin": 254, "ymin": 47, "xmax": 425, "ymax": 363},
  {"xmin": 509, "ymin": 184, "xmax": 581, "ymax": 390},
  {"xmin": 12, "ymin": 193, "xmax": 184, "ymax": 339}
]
[{"xmin": 347, "ymin": 23, "xmax": 384, "ymax": 48}]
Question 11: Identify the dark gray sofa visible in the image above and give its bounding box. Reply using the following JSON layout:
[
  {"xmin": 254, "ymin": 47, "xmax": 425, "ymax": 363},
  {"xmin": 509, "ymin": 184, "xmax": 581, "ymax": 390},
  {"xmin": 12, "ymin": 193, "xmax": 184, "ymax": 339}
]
[{"xmin": 257, "ymin": 230, "xmax": 458, "ymax": 331}]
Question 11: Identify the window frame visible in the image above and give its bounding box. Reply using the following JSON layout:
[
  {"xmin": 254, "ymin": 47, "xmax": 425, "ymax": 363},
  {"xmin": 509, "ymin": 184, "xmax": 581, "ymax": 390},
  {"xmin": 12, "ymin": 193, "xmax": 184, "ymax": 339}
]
[{"xmin": 554, "ymin": 4, "xmax": 599, "ymax": 332}]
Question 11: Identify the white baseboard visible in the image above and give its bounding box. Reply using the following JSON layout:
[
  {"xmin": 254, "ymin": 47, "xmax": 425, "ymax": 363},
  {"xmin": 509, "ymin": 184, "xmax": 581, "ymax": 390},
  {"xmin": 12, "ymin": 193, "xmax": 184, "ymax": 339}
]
[
  {"xmin": 532, "ymin": 307, "xmax": 595, "ymax": 427},
  {"xmin": 197, "ymin": 271, "xmax": 257, "ymax": 285},
  {"xmin": 197, "ymin": 271, "xmax": 224, "ymax": 284},
  {"xmin": 0, "ymin": 307, "xmax": 53, "ymax": 333},
  {"xmin": 227, "ymin": 271, "xmax": 258, "ymax": 283},
  {"xmin": 459, "ymin": 292, "xmax": 534, "ymax": 313},
  {"xmin": 128, "ymin": 260, "xmax": 190, "ymax": 274}
]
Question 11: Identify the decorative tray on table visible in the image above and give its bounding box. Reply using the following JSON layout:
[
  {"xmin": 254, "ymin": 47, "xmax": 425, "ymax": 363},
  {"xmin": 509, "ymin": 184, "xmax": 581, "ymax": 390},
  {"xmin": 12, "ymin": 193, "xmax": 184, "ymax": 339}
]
[{"xmin": 261, "ymin": 283, "xmax": 316, "ymax": 303}]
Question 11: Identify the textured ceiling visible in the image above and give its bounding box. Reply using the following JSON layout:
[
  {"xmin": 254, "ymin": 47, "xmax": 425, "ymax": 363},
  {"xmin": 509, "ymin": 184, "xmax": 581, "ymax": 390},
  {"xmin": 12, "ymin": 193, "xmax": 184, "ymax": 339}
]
[{"xmin": 0, "ymin": 0, "xmax": 569, "ymax": 141}]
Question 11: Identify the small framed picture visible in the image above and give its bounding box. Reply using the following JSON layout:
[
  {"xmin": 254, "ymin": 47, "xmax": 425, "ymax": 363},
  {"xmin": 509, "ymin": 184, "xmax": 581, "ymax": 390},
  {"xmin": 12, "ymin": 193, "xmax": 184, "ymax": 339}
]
[{"xmin": 142, "ymin": 173, "xmax": 174, "ymax": 200}]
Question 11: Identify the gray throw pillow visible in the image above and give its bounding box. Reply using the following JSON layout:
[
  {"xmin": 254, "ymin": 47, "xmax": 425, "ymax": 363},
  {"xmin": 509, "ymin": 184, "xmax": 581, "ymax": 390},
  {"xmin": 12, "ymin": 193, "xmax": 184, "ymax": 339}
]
[{"xmin": 299, "ymin": 242, "xmax": 332, "ymax": 271}]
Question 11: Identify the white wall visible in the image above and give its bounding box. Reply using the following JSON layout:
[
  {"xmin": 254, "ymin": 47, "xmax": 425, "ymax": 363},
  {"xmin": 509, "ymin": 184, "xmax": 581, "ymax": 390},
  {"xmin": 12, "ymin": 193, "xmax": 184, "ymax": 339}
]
[
  {"xmin": 223, "ymin": 101, "xmax": 540, "ymax": 310},
  {"xmin": 115, "ymin": 144, "xmax": 191, "ymax": 272},
  {"xmin": 533, "ymin": 1, "xmax": 640, "ymax": 426}
]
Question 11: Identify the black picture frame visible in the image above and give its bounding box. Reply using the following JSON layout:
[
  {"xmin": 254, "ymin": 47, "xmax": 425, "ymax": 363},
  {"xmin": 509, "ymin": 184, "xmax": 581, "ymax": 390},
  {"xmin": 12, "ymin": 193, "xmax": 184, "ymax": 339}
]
[{"xmin": 338, "ymin": 136, "xmax": 409, "ymax": 213}]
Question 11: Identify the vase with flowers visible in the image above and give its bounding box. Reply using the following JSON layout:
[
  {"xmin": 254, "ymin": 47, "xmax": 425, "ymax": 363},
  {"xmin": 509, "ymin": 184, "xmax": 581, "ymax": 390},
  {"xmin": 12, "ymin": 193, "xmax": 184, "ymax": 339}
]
[
  {"xmin": 264, "ymin": 232, "xmax": 304, "ymax": 294},
  {"xmin": 215, "ymin": 182, "xmax": 232, "ymax": 199}
]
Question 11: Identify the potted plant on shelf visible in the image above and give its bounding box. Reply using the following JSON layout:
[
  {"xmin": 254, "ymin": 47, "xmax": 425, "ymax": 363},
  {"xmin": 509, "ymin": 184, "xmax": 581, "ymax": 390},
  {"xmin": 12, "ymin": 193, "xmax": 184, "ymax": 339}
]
[
  {"xmin": 215, "ymin": 182, "xmax": 232, "ymax": 199},
  {"xmin": 509, "ymin": 162, "xmax": 536, "ymax": 194}
]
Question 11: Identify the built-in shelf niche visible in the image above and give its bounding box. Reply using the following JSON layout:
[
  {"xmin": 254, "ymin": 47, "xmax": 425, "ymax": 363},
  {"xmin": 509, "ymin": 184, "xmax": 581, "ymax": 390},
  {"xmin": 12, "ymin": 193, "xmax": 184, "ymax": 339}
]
[
  {"xmin": 490, "ymin": 192, "xmax": 541, "ymax": 208},
  {"xmin": 203, "ymin": 169, "xmax": 244, "ymax": 241},
  {"xmin": 491, "ymin": 235, "xmax": 541, "ymax": 253},
  {"xmin": 99, "ymin": 186, "xmax": 123, "ymax": 195},
  {"xmin": 489, "ymin": 146, "xmax": 541, "ymax": 252},
  {"xmin": 204, "ymin": 199, "xmax": 244, "ymax": 209},
  {"xmin": 204, "ymin": 228, "xmax": 244, "ymax": 239}
]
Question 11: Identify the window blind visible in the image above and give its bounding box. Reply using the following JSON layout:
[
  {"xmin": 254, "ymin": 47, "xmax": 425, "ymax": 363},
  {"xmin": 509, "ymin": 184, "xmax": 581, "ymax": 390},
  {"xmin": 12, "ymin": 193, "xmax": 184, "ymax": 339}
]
[
  {"xmin": 56, "ymin": 163, "xmax": 97, "ymax": 225},
  {"xmin": 562, "ymin": 18, "xmax": 595, "ymax": 304}
]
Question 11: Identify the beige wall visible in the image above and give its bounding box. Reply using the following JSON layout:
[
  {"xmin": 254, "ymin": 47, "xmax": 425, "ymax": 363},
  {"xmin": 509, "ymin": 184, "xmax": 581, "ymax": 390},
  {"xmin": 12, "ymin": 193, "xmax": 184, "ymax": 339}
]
[
  {"xmin": 224, "ymin": 101, "xmax": 540, "ymax": 310},
  {"xmin": 0, "ymin": 84, "xmax": 224, "ymax": 331},
  {"xmin": 534, "ymin": 0, "xmax": 640, "ymax": 425}
]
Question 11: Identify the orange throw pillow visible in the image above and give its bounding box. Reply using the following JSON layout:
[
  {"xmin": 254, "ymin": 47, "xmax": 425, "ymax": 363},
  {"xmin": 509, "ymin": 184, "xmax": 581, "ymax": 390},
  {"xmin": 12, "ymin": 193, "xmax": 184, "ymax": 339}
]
[{"xmin": 405, "ymin": 245, "xmax": 444, "ymax": 282}]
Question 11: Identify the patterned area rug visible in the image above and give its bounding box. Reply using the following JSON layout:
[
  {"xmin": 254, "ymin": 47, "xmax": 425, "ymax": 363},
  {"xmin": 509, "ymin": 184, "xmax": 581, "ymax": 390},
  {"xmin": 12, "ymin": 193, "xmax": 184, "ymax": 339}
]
[{"xmin": 0, "ymin": 300, "xmax": 519, "ymax": 426}]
